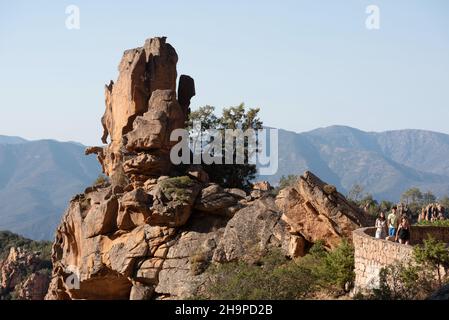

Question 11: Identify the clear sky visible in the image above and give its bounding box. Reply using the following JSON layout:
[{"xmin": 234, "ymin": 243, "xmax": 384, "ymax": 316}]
[{"xmin": 1, "ymin": 0, "xmax": 448, "ymax": 145}]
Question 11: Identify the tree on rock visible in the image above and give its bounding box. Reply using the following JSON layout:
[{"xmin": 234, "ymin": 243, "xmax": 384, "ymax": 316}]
[{"xmin": 188, "ymin": 103, "xmax": 263, "ymax": 190}]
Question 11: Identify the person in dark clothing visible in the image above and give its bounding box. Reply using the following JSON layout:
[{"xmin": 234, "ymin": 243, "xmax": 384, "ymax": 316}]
[{"xmin": 396, "ymin": 217, "xmax": 411, "ymax": 245}]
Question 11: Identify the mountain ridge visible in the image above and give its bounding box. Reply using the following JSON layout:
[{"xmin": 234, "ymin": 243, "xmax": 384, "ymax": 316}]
[
  {"xmin": 2, "ymin": 124, "xmax": 449, "ymax": 240},
  {"xmin": 0, "ymin": 138, "xmax": 101, "ymax": 240},
  {"xmin": 260, "ymin": 125, "xmax": 449, "ymax": 201}
]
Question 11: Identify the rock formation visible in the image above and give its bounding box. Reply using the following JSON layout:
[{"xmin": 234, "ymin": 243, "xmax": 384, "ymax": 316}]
[
  {"xmin": 46, "ymin": 37, "xmax": 367, "ymax": 300},
  {"xmin": 420, "ymin": 203, "xmax": 446, "ymax": 221},
  {"xmin": 0, "ymin": 247, "xmax": 50, "ymax": 300},
  {"xmin": 276, "ymin": 171, "xmax": 369, "ymax": 249}
]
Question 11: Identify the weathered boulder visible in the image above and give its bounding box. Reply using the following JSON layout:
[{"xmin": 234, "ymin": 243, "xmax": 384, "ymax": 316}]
[
  {"xmin": 83, "ymin": 195, "xmax": 118, "ymax": 238},
  {"xmin": 149, "ymin": 176, "xmax": 201, "ymax": 227},
  {"xmin": 46, "ymin": 205, "xmax": 150, "ymax": 300},
  {"xmin": 194, "ymin": 184, "xmax": 238, "ymax": 214},
  {"xmin": 154, "ymin": 214, "xmax": 227, "ymax": 298},
  {"xmin": 130, "ymin": 282, "xmax": 154, "ymax": 300},
  {"xmin": 275, "ymin": 171, "xmax": 369, "ymax": 249},
  {"xmin": 253, "ymin": 181, "xmax": 272, "ymax": 191},
  {"xmin": 213, "ymin": 197, "xmax": 294, "ymax": 263},
  {"xmin": 117, "ymin": 188, "xmax": 152, "ymax": 230},
  {"xmin": 224, "ymin": 188, "xmax": 247, "ymax": 199},
  {"xmin": 123, "ymin": 152, "xmax": 172, "ymax": 180}
]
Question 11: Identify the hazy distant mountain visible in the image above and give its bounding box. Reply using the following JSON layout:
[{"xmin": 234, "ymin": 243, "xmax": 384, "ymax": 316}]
[
  {"xmin": 259, "ymin": 126, "xmax": 449, "ymax": 202},
  {"xmin": 2, "ymin": 127, "xmax": 449, "ymax": 240},
  {"xmin": 0, "ymin": 137, "xmax": 101, "ymax": 240},
  {"xmin": 0, "ymin": 135, "xmax": 28, "ymax": 145}
]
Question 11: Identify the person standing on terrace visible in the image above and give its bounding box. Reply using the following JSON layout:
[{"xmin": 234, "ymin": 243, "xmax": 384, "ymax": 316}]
[
  {"xmin": 375, "ymin": 212, "xmax": 388, "ymax": 239},
  {"xmin": 387, "ymin": 206, "xmax": 399, "ymax": 237},
  {"xmin": 396, "ymin": 217, "xmax": 411, "ymax": 245}
]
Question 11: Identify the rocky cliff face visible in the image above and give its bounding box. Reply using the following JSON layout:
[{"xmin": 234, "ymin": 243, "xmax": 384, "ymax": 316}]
[
  {"xmin": 46, "ymin": 37, "xmax": 368, "ymax": 300},
  {"xmin": 276, "ymin": 171, "xmax": 370, "ymax": 250},
  {"xmin": 0, "ymin": 247, "xmax": 50, "ymax": 300}
]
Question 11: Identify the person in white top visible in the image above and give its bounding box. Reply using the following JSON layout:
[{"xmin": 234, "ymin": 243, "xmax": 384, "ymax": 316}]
[{"xmin": 375, "ymin": 212, "xmax": 388, "ymax": 239}]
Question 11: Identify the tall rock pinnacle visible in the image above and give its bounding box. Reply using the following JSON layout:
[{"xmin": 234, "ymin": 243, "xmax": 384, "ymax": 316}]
[{"xmin": 94, "ymin": 37, "xmax": 194, "ymax": 184}]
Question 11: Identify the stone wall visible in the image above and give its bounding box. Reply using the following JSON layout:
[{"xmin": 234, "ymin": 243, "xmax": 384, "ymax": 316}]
[
  {"xmin": 409, "ymin": 226, "xmax": 449, "ymax": 245},
  {"xmin": 353, "ymin": 226, "xmax": 449, "ymax": 292}
]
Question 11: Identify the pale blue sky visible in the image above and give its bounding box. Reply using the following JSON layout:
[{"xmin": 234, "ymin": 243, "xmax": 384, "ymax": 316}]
[{"xmin": 1, "ymin": 0, "xmax": 448, "ymax": 145}]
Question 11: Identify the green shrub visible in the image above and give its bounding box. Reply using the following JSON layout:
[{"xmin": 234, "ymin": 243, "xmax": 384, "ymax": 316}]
[
  {"xmin": 204, "ymin": 249, "xmax": 317, "ymax": 300},
  {"xmin": 365, "ymin": 237, "xmax": 449, "ymax": 300},
  {"xmin": 298, "ymin": 240, "xmax": 355, "ymax": 293},
  {"xmin": 198, "ymin": 240, "xmax": 355, "ymax": 300},
  {"xmin": 369, "ymin": 263, "xmax": 432, "ymax": 300},
  {"xmin": 159, "ymin": 176, "xmax": 196, "ymax": 203},
  {"xmin": 322, "ymin": 240, "xmax": 355, "ymax": 290},
  {"xmin": 413, "ymin": 237, "xmax": 449, "ymax": 286}
]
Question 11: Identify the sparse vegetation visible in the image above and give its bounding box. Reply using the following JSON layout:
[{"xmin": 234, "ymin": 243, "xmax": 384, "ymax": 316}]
[
  {"xmin": 204, "ymin": 249, "xmax": 316, "ymax": 300},
  {"xmin": 0, "ymin": 231, "xmax": 53, "ymax": 300},
  {"xmin": 323, "ymin": 184, "xmax": 337, "ymax": 196},
  {"xmin": 278, "ymin": 175, "xmax": 298, "ymax": 190},
  {"xmin": 348, "ymin": 184, "xmax": 366, "ymax": 203},
  {"xmin": 272, "ymin": 174, "xmax": 298, "ymax": 196},
  {"xmin": 94, "ymin": 174, "xmax": 109, "ymax": 186},
  {"xmin": 413, "ymin": 237, "xmax": 449, "ymax": 287},
  {"xmin": 0, "ymin": 231, "xmax": 52, "ymax": 261},
  {"xmin": 416, "ymin": 219, "xmax": 449, "ymax": 227},
  {"xmin": 159, "ymin": 176, "xmax": 196, "ymax": 203},
  {"xmin": 361, "ymin": 237, "xmax": 449, "ymax": 300},
  {"xmin": 197, "ymin": 240, "xmax": 355, "ymax": 300},
  {"xmin": 190, "ymin": 250, "xmax": 210, "ymax": 276}
]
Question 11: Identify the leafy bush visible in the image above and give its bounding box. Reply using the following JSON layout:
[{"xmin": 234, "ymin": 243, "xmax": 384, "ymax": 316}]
[
  {"xmin": 298, "ymin": 240, "xmax": 355, "ymax": 293},
  {"xmin": 279, "ymin": 175, "xmax": 298, "ymax": 189},
  {"xmin": 413, "ymin": 237, "xmax": 449, "ymax": 286},
  {"xmin": 190, "ymin": 250, "xmax": 210, "ymax": 276}
]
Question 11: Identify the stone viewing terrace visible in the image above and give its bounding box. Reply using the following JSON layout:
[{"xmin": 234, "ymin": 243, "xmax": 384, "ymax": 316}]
[{"xmin": 353, "ymin": 226, "xmax": 449, "ymax": 292}]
